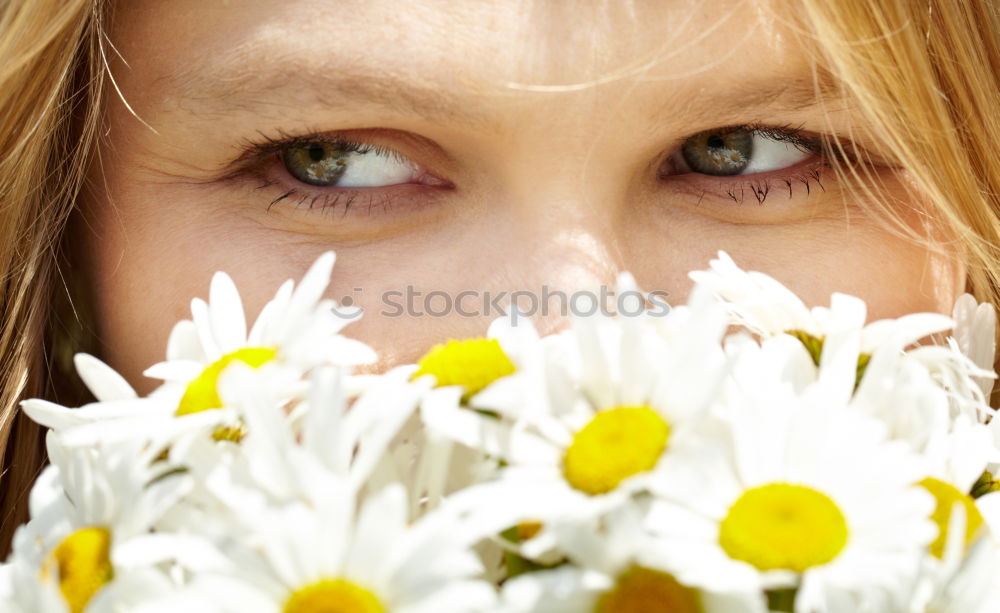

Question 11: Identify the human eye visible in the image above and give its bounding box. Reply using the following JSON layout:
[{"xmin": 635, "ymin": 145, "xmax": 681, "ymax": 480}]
[
  {"xmin": 283, "ymin": 140, "xmax": 419, "ymax": 188},
  {"xmin": 659, "ymin": 124, "xmax": 837, "ymax": 206},
  {"xmin": 228, "ymin": 129, "xmax": 451, "ymax": 216}
]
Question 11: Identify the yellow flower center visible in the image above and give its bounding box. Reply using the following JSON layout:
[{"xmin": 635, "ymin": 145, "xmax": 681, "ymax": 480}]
[
  {"xmin": 563, "ymin": 406, "xmax": 670, "ymax": 496},
  {"xmin": 283, "ymin": 579, "xmax": 386, "ymax": 613},
  {"xmin": 176, "ymin": 347, "xmax": 278, "ymax": 416},
  {"xmin": 719, "ymin": 483, "xmax": 849, "ymax": 572},
  {"xmin": 920, "ymin": 477, "xmax": 984, "ymax": 558},
  {"xmin": 412, "ymin": 338, "xmax": 516, "ymax": 399},
  {"xmin": 515, "ymin": 521, "xmax": 543, "ymax": 541},
  {"xmin": 211, "ymin": 425, "xmax": 247, "ymax": 443},
  {"xmin": 42, "ymin": 526, "xmax": 114, "ymax": 613},
  {"xmin": 595, "ymin": 566, "xmax": 702, "ymax": 613}
]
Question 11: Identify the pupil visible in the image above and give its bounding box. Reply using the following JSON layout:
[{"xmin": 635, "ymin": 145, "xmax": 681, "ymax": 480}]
[
  {"xmin": 680, "ymin": 128, "xmax": 753, "ymax": 177},
  {"xmin": 308, "ymin": 146, "xmax": 325, "ymax": 162}
]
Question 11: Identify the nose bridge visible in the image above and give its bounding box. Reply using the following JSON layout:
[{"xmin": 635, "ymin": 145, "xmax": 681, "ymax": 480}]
[
  {"xmin": 507, "ymin": 127, "xmax": 628, "ymax": 268},
  {"xmin": 492, "ymin": 186, "xmax": 627, "ymax": 337},
  {"xmin": 455, "ymin": 99, "xmax": 641, "ymax": 336}
]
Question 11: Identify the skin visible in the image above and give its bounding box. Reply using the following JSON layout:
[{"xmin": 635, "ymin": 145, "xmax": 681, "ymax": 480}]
[{"xmin": 81, "ymin": 0, "xmax": 965, "ymax": 392}]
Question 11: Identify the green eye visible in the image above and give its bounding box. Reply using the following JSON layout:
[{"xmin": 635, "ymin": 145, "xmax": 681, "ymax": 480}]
[
  {"xmin": 282, "ymin": 144, "xmax": 350, "ymax": 186},
  {"xmin": 681, "ymin": 128, "xmax": 753, "ymax": 176},
  {"xmin": 279, "ymin": 140, "xmax": 423, "ymax": 188}
]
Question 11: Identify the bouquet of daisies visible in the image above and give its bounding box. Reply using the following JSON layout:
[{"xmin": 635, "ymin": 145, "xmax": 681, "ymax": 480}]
[{"xmin": 3, "ymin": 251, "xmax": 1000, "ymax": 613}]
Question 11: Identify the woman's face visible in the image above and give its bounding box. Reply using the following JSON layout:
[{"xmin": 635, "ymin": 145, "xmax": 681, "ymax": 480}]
[{"xmin": 84, "ymin": 0, "xmax": 964, "ymax": 391}]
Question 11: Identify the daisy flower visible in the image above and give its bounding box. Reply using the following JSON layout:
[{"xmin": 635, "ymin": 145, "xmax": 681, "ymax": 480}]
[
  {"xmin": 688, "ymin": 251, "xmax": 953, "ymax": 350},
  {"xmin": 692, "ymin": 251, "xmax": 997, "ymax": 439},
  {"xmin": 21, "ymin": 354, "xmax": 171, "ymax": 438},
  {"xmin": 906, "ymin": 508, "xmax": 1000, "ymax": 613},
  {"xmin": 24, "ymin": 252, "xmax": 377, "ymax": 451},
  {"xmin": 146, "ymin": 251, "xmax": 375, "ymax": 416},
  {"xmin": 688, "ymin": 250, "xmax": 978, "ymax": 375},
  {"xmin": 645, "ymin": 378, "xmax": 936, "ymax": 612},
  {"xmin": 21, "ymin": 352, "xmax": 231, "ymax": 453},
  {"xmin": 499, "ymin": 505, "xmax": 767, "ymax": 613},
  {"xmin": 4, "ymin": 436, "xmax": 196, "ymax": 613},
  {"xmin": 186, "ymin": 482, "xmax": 501, "ymax": 613},
  {"xmin": 914, "ymin": 415, "xmax": 1000, "ymax": 559},
  {"xmin": 162, "ymin": 361, "xmax": 429, "ymax": 520},
  {"xmin": 688, "ymin": 251, "xmax": 871, "ymax": 342},
  {"xmin": 403, "ymin": 307, "xmax": 550, "ymax": 516},
  {"xmin": 410, "ymin": 297, "xmax": 547, "ymax": 413},
  {"xmin": 152, "ymin": 251, "xmax": 373, "ymax": 378},
  {"xmin": 423, "ymin": 277, "xmax": 731, "ymax": 532}
]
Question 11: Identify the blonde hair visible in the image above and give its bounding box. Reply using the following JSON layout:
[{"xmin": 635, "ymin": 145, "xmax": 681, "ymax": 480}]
[
  {"xmin": 0, "ymin": 0, "xmax": 998, "ymax": 555},
  {"xmin": 0, "ymin": 0, "xmax": 105, "ymax": 550},
  {"xmin": 799, "ymin": 0, "xmax": 1000, "ymax": 317}
]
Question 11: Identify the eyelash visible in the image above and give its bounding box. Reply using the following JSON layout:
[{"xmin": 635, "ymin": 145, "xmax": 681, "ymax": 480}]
[
  {"xmin": 663, "ymin": 122, "xmax": 835, "ymax": 206},
  {"xmin": 231, "ymin": 123, "xmax": 841, "ymax": 215},
  {"xmin": 231, "ymin": 129, "xmax": 419, "ymax": 216}
]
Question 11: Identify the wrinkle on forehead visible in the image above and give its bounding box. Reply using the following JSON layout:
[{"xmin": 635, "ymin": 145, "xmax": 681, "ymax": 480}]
[
  {"xmin": 117, "ymin": 0, "xmax": 812, "ymax": 101},
  {"xmin": 499, "ymin": 0, "xmax": 803, "ymax": 90},
  {"xmin": 106, "ymin": 0, "xmax": 857, "ymax": 170}
]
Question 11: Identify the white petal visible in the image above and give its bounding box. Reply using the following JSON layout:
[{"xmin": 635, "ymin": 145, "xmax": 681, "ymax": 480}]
[
  {"xmin": 190, "ymin": 297, "xmax": 221, "ymax": 359},
  {"xmin": 166, "ymin": 320, "xmax": 206, "ymax": 362},
  {"xmin": 209, "ymin": 271, "xmax": 248, "ymax": 353},
  {"xmin": 143, "ymin": 359, "xmax": 204, "ymax": 382},
  {"xmin": 347, "ymin": 484, "xmax": 408, "ymax": 584},
  {"xmin": 73, "ymin": 354, "xmax": 136, "ymax": 401}
]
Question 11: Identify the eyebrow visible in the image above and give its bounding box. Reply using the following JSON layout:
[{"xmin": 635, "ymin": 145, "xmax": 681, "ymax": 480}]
[
  {"xmin": 167, "ymin": 55, "xmax": 846, "ymax": 132},
  {"xmin": 654, "ymin": 72, "xmax": 847, "ymax": 126},
  {"xmin": 169, "ymin": 59, "xmax": 500, "ymax": 128}
]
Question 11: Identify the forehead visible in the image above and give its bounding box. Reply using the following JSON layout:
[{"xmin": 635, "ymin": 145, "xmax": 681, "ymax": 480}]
[{"xmin": 111, "ymin": 0, "xmax": 823, "ymax": 122}]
